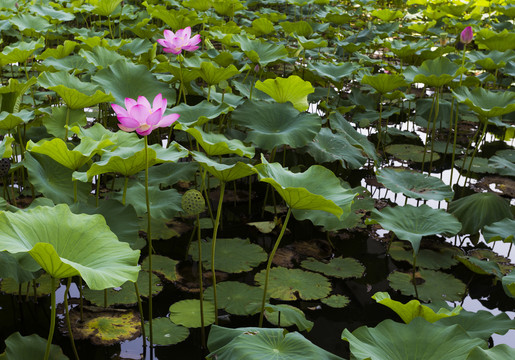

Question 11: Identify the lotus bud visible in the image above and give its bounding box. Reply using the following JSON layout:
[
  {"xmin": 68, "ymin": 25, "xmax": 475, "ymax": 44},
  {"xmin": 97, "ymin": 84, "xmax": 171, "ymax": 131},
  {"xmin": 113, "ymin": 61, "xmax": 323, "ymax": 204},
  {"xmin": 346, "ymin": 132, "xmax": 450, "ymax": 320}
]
[
  {"xmin": 181, "ymin": 189, "xmax": 205, "ymax": 215},
  {"xmin": 460, "ymin": 26, "xmax": 473, "ymax": 44}
]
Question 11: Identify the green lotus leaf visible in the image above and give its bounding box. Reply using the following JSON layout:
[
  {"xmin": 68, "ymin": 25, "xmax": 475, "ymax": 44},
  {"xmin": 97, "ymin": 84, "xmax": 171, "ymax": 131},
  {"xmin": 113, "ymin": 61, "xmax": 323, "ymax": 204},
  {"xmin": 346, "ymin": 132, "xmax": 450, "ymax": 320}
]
[
  {"xmin": 437, "ymin": 309, "xmax": 515, "ymax": 340},
  {"xmin": 37, "ymin": 40, "xmax": 78, "ymax": 60},
  {"xmin": 254, "ymin": 267, "xmax": 331, "ymax": 301},
  {"xmin": 1, "ymin": 332, "xmax": 68, "ymax": 360},
  {"xmin": 489, "ymin": 155, "xmax": 515, "ymax": 176},
  {"xmin": 27, "ymin": 137, "xmax": 113, "ymax": 170},
  {"xmin": 83, "ymin": 270, "xmax": 160, "ymax": 306},
  {"xmin": 483, "ymin": 218, "xmax": 515, "ymax": 244},
  {"xmin": 145, "ymin": 4, "xmax": 203, "ymax": 29},
  {"xmin": 388, "ymin": 241, "xmax": 459, "ymax": 270},
  {"xmin": 189, "ymin": 238, "xmax": 267, "ymax": 273},
  {"xmin": 0, "ymin": 273, "xmax": 58, "ymax": 297},
  {"xmin": 143, "ymin": 318, "xmax": 189, "ymax": 346},
  {"xmin": 42, "ymin": 106, "xmax": 87, "ymax": 139},
  {"xmin": 79, "ymin": 46, "xmax": 126, "ymax": 70},
  {"xmin": 139, "ymin": 217, "xmax": 179, "ymax": 241},
  {"xmin": 452, "ymin": 86, "xmax": 515, "ymax": 118},
  {"xmin": 296, "ymin": 36, "xmax": 328, "ymax": 50},
  {"xmin": 371, "ymin": 8, "xmax": 403, "ymax": 21},
  {"xmin": 182, "ymin": 0, "xmax": 213, "ymax": 11},
  {"xmin": 0, "ymin": 38, "xmax": 45, "ymax": 66},
  {"xmin": 388, "ymin": 269, "xmax": 466, "ymax": 302},
  {"xmin": 176, "ymin": 125, "xmax": 254, "ymax": 158},
  {"xmin": 467, "ymin": 345, "xmax": 515, "ymax": 360},
  {"xmin": 92, "ymin": 59, "xmax": 176, "ymax": 105},
  {"xmin": 38, "ymin": 71, "xmax": 114, "ymax": 109},
  {"xmin": 198, "ymin": 62, "xmax": 240, "ymax": 86},
  {"xmin": 475, "ymin": 29, "xmax": 515, "ymax": 51},
  {"xmin": 232, "ymin": 100, "xmax": 322, "ymax": 151},
  {"xmin": 141, "ymin": 255, "xmax": 178, "ymax": 282},
  {"xmin": 248, "ymin": 17, "xmax": 275, "ymax": 36},
  {"xmin": 307, "ymin": 62, "xmax": 360, "ymax": 82},
  {"xmin": 0, "ymin": 136, "xmax": 13, "ymax": 159},
  {"xmin": 368, "ymin": 204, "xmax": 461, "ymax": 255},
  {"xmin": 30, "ymin": 4, "xmax": 76, "ymax": 23},
  {"xmin": 264, "ymin": 304, "xmax": 314, "ymax": 332},
  {"xmin": 455, "ymin": 255, "xmax": 503, "ymax": 278},
  {"xmin": 280, "ymin": 20, "xmax": 313, "ymax": 37},
  {"xmin": 372, "ymin": 291, "xmax": 461, "ymax": 324},
  {"xmin": 232, "ymin": 34, "xmax": 288, "ymax": 65},
  {"xmin": 10, "ymin": 13, "xmax": 53, "ymax": 35},
  {"xmin": 71, "ymin": 309, "xmax": 140, "ymax": 346},
  {"xmin": 467, "ymin": 50, "xmax": 515, "ymax": 70},
  {"xmin": 204, "ymin": 281, "xmax": 262, "ymax": 315},
  {"xmin": 342, "ymin": 318, "xmax": 486, "ymax": 360},
  {"xmin": 255, "ymin": 75, "xmax": 314, "ymax": 112},
  {"xmin": 301, "ymin": 257, "xmax": 365, "ymax": 279},
  {"xmin": 137, "ymin": 161, "xmax": 198, "ymax": 187},
  {"xmin": 385, "ymin": 144, "xmax": 440, "ymax": 163},
  {"xmin": 0, "ymin": 204, "xmax": 140, "ymax": 289},
  {"xmin": 255, "ymin": 156, "xmax": 344, "ymax": 218},
  {"xmin": 361, "ymin": 74, "xmax": 408, "ymax": 94},
  {"xmin": 385, "ymin": 39, "xmax": 432, "ymax": 58},
  {"xmin": 0, "ymin": 251, "xmax": 39, "ymax": 284},
  {"xmin": 90, "ymin": 0, "xmax": 122, "ymax": 16},
  {"xmin": 502, "ymin": 269, "xmax": 515, "ymax": 298},
  {"xmin": 192, "ymin": 151, "xmax": 256, "ymax": 182},
  {"xmin": 404, "ymin": 57, "xmax": 465, "ymax": 87},
  {"xmin": 169, "ymin": 299, "xmax": 216, "ymax": 328},
  {"xmin": 376, "ymin": 168, "xmax": 454, "ymax": 201},
  {"xmin": 0, "ymin": 110, "xmax": 33, "ymax": 130},
  {"xmin": 207, "ymin": 326, "xmax": 344, "ymax": 360},
  {"xmin": 174, "ymin": 100, "xmax": 232, "ymax": 127},
  {"xmin": 24, "ymin": 152, "xmax": 91, "ymax": 204},
  {"xmin": 448, "ymin": 193, "xmax": 513, "ymax": 235},
  {"xmin": 321, "ymin": 295, "xmax": 350, "ymax": 308},
  {"xmin": 0, "ymin": 77, "xmax": 37, "ymax": 113},
  {"xmin": 305, "ymin": 127, "xmax": 368, "ymax": 169},
  {"xmin": 456, "ymin": 157, "xmax": 495, "ymax": 174}
]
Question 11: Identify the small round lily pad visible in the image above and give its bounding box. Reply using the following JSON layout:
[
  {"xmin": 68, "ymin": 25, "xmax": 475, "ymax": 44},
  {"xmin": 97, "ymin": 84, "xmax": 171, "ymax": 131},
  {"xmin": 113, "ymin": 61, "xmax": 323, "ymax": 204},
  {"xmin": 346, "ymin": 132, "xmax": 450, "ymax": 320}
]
[
  {"xmin": 204, "ymin": 281, "xmax": 262, "ymax": 315},
  {"xmin": 169, "ymin": 299, "xmax": 216, "ymax": 328},
  {"xmin": 301, "ymin": 257, "xmax": 365, "ymax": 279},
  {"xmin": 385, "ymin": 144, "xmax": 440, "ymax": 163},
  {"xmin": 144, "ymin": 317, "xmax": 189, "ymax": 346},
  {"xmin": 321, "ymin": 295, "xmax": 350, "ymax": 308}
]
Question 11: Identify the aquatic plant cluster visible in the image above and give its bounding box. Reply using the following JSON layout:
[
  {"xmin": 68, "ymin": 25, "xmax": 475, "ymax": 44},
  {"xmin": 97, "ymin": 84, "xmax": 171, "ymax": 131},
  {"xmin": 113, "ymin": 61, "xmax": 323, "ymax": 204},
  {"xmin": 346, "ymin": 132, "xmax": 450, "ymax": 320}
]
[{"xmin": 0, "ymin": 0, "xmax": 514, "ymax": 359}]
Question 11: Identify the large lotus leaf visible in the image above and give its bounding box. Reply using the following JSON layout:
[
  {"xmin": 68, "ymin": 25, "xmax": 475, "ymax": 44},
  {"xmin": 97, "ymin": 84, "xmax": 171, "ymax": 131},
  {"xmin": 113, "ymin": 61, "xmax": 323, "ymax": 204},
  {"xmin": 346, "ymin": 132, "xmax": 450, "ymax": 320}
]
[
  {"xmin": 361, "ymin": 74, "xmax": 408, "ymax": 94},
  {"xmin": 372, "ymin": 291, "xmax": 461, "ymax": 324},
  {"xmin": 9, "ymin": 14, "xmax": 52, "ymax": 36},
  {"xmin": 38, "ymin": 71, "xmax": 114, "ymax": 109},
  {"xmin": 385, "ymin": 144, "xmax": 440, "ymax": 163},
  {"xmin": 404, "ymin": 57, "xmax": 465, "ymax": 87},
  {"xmin": 0, "ymin": 251, "xmax": 39, "ymax": 283},
  {"xmin": 322, "ymin": 295, "xmax": 351, "ymax": 308},
  {"xmin": 305, "ymin": 127, "xmax": 367, "ymax": 169},
  {"xmin": 448, "ymin": 193, "xmax": 513, "ymax": 235},
  {"xmin": 255, "ymin": 156, "xmax": 344, "ymax": 218},
  {"xmin": 264, "ymin": 304, "xmax": 314, "ymax": 332},
  {"xmin": 254, "ymin": 267, "xmax": 331, "ymax": 301},
  {"xmin": 92, "ymin": 59, "xmax": 176, "ymax": 105},
  {"xmin": 452, "ymin": 87, "xmax": 515, "ymax": 118},
  {"xmin": 232, "ymin": 34, "xmax": 288, "ymax": 65},
  {"xmin": 90, "ymin": 0, "xmax": 122, "ymax": 16},
  {"xmin": 31, "ymin": 4, "xmax": 75, "ymax": 23},
  {"xmin": 388, "ymin": 242, "xmax": 459, "ymax": 270},
  {"xmin": 204, "ymin": 281, "xmax": 262, "ymax": 315},
  {"xmin": 0, "ymin": 77, "xmax": 37, "ymax": 113},
  {"xmin": 371, "ymin": 8, "xmax": 403, "ymax": 21},
  {"xmin": 388, "ymin": 269, "xmax": 466, "ymax": 302},
  {"xmin": 79, "ymin": 46, "xmax": 126, "ymax": 69},
  {"xmin": 145, "ymin": 4, "xmax": 202, "ymax": 30},
  {"xmin": 27, "ymin": 137, "xmax": 113, "ymax": 170},
  {"xmin": 483, "ymin": 218, "xmax": 515, "ymax": 244},
  {"xmin": 143, "ymin": 317, "xmax": 189, "ymax": 346},
  {"xmin": 254, "ymin": 75, "xmax": 314, "ymax": 112},
  {"xmin": 489, "ymin": 155, "xmax": 515, "ymax": 176},
  {"xmin": 24, "ymin": 152, "xmax": 91, "ymax": 204},
  {"xmin": 198, "ymin": 62, "xmax": 240, "ymax": 86},
  {"xmin": 467, "ymin": 345, "xmax": 515, "ymax": 360},
  {"xmin": 296, "ymin": 36, "xmax": 328, "ymax": 50},
  {"xmin": 475, "ymin": 29, "xmax": 515, "ymax": 51},
  {"xmin": 301, "ymin": 257, "xmax": 365, "ymax": 279},
  {"xmin": 368, "ymin": 204, "xmax": 461, "ymax": 255},
  {"xmin": 207, "ymin": 326, "xmax": 344, "ymax": 360},
  {"xmin": 174, "ymin": 100, "xmax": 232, "ymax": 127},
  {"xmin": 137, "ymin": 161, "xmax": 198, "ymax": 188},
  {"xmin": 37, "ymin": 40, "xmax": 78, "ymax": 60},
  {"xmin": 42, "ymin": 106, "xmax": 87, "ymax": 139},
  {"xmin": 0, "ymin": 204, "xmax": 140, "ymax": 289},
  {"xmin": 467, "ymin": 50, "xmax": 515, "ymax": 70},
  {"xmin": 437, "ymin": 309, "xmax": 515, "ymax": 340},
  {"xmin": 176, "ymin": 125, "xmax": 254, "ymax": 158},
  {"xmin": 83, "ymin": 270, "xmax": 161, "ymax": 306},
  {"xmin": 376, "ymin": 168, "xmax": 454, "ymax": 201},
  {"xmin": 232, "ymin": 100, "xmax": 322, "ymax": 151},
  {"xmin": 0, "ymin": 110, "xmax": 33, "ymax": 130},
  {"xmin": 280, "ymin": 20, "xmax": 313, "ymax": 36},
  {"xmin": 307, "ymin": 62, "xmax": 360, "ymax": 82},
  {"xmin": 0, "ymin": 38, "xmax": 45, "ymax": 66},
  {"xmin": 1, "ymin": 332, "xmax": 68, "ymax": 360},
  {"xmin": 342, "ymin": 318, "xmax": 486, "ymax": 360},
  {"xmin": 141, "ymin": 255, "xmax": 178, "ymax": 282},
  {"xmin": 456, "ymin": 157, "xmax": 495, "ymax": 174},
  {"xmin": 189, "ymin": 238, "xmax": 267, "ymax": 273},
  {"xmin": 192, "ymin": 151, "xmax": 255, "ymax": 182},
  {"xmin": 169, "ymin": 299, "xmax": 216, "ymax": 328}
]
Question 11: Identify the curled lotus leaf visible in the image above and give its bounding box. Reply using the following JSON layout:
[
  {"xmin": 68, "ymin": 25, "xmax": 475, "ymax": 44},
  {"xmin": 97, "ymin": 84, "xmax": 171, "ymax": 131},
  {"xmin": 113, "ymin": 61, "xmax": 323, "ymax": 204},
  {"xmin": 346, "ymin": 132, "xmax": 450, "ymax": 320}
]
[
  {"xmin": 254, "ymin": 75, "xmax": 314, "ymax": 112},
  {"xmin": 451, "ymin": 86, "xmax": 515, "ymax": 119}
]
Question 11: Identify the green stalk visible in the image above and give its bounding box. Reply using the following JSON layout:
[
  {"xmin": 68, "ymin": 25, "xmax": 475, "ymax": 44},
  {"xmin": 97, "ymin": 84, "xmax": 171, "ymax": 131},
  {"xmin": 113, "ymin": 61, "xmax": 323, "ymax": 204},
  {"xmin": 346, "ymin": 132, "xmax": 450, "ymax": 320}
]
[
  {"xmin": 64, "ymin": 106, "xmax": 70, "ymax": 141},
  {"xmin": 197, "ymin": 213, "xmax": 206, "ymax": 348},
  {"xmin": 44, "ymin": 277, "xmax": 57, "ymax": 360},
  {"xmin": 122, "ymin": 176, "xmax": 129, "ymax": 205},
  {"xmin": 144, "ymin": 135, "xmax": 154, "ymax": 346},
  {"xmin": 259, "ymin": 207, "xmax": 292, "ymax": 327},
  {"xmin": 133, "ymin": 282, "xmax": 146, "ymax": 348},
  {"xmin": 64, "ymin": 278, "xmax": 79, "ymax": 360},
  {"xmin": 428, "ymin": 88, "xmax": 440, "ymax": 175},
  {"xmin": 211, "ymin": 181, "xmax": 226, "ymax": 325}
]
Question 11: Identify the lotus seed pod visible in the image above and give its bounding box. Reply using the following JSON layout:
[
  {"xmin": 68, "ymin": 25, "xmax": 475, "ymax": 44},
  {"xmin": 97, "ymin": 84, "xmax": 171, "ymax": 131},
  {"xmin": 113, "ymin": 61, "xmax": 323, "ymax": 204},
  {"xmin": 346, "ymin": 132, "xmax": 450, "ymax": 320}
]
[
  {"xmin": 0, "ymin": 158, "xmax": 11, "ymax": 177},
  {"xmin": 181, "ymin": 189, "xmax": 205, "ymax": 215}
]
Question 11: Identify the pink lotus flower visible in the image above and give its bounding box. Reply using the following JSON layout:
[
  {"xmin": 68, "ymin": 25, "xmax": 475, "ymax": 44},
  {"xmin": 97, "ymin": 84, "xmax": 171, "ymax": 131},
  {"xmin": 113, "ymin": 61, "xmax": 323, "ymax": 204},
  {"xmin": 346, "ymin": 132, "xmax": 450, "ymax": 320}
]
[
  {"xmin": 157, "ymin": 27, "xmax": 201, "ymax": 55},
  {"xmin": 111, "ymin": 94, "xmax": 179, "ymax": 136},
  {"xmin": 460, "ymin": 26, "xmax": 473, "ymax": 44}
]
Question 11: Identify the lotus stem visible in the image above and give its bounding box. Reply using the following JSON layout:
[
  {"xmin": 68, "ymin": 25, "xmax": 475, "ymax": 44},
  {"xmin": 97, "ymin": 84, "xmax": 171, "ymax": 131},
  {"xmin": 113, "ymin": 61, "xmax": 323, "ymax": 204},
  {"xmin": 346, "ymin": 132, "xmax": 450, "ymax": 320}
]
[
  {"xmin": 133, "ymin": 282, "xmax": 146, "ymax": 348},
  {"xmin": 197, "ymin": 213, "xmax": 206, "ymax": 349},
  {"xmin": 259, "ymin": 207, "xmax": 292, "ymax": 327},
  {"xmin": 412, "ymin": 254, "xmax": 419, "ymax": 299},
  {"xmin": 65, "ymin": 278, "xmax": 79, "ymax": 360},
  {"xmin": 64, "ymin": 106, "xmax": 70, "ymax": 141},
  {"xmin": 44, "ymin": 277, "xmax": 57, "ymax": 360},
  {"xmin": 464, "ymin": 119, "xmax": 489, "ymax": 186},
  {"xmin": 122, "ymin": 176, "xmax": 129, "ymax": 205},
  {"xmin": 428, "ymin": 87, "xmax": 441, "ymax": 175},
  {"xmin": 211, "ymin": 181, "xmax": 226, "ymax": 325},
  {"xmin": 78, "ymin": 278, "xmax": 83, "ymax": 322},
  {"xmin": 144, "ymin": 135, "xmax": 154, "ymax": 346}
]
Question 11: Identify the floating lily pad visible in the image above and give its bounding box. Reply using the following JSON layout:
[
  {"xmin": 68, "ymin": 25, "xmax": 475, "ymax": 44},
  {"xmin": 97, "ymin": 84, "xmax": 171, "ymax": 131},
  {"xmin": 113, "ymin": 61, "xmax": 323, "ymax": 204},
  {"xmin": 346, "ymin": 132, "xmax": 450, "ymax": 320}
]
[
  {"xmin": 144, "ymin": 317, "xmax": 189, "ymax": 346},
  {"xmin": 204, "ymin": 281, "xmax": 262, "ymax": 316},
  {"xmin": 255, "ymin": 267, "xmax": 331, "ymax": 301},
  {"xmin": 301, "ymin": 257, "xmax": 365, "ymax": 279},
  {"xmin": 264, "ymin": 304, "xmax": 314, "ymax": 332},
  {"xmin": 456, "ymin": 157, "xmax": 495, "ymax": 174},
  {"xmin": 1, "ymin": 332, "xmax": 68, "ymax": 360},
  {"xmin": 455, "ymin": 255, "xmax": 503, "ymax": 279},
  {"xmin": 385, "ymin": 144, "xmax": 440, "ymax": 163},
  {"xmin": 189, "ymin": 238, "xmax": 267, "ymax": 274},
  {"xmin": 141, "ymin": 255, "xmax": 178, "ymax": 282},
  {"xmin": 437, "ymin": 309, "xmax": 515, "ymax": 340},
  {"xmin": 169, "ymin": 299, "xmax": 216, "ymax": 328},
  {"xmin": 389, "ymin": 241, "xmax": 459, "ymax": 270},
  {"xmin": 376, "ymin": 167, "xmax": 453, "ymax": 201},
  {"xmin": 321, "ymin": 295, "xmax": 350, "ymax": 308},
  {"xmin": 388, "ymin": 269, "xmax": 466, "ymax": 302}
]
